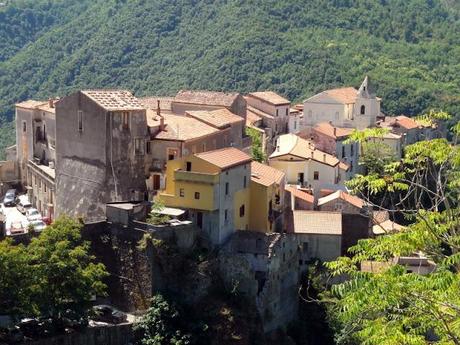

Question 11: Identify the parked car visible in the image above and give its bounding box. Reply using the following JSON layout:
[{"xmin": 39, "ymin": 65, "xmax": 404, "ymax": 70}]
[
  {"xmin": 91, "ymin": 305, "xmax": 127, "ymax": 324},
  {"xmin": 9, "ymin": 221, "xmax": 26, "ymax": 236},
  {"xmin": 16, "ymin": 195, "xmax": 32, "ymax": 214},
  {"xmin": 25, "ymin": 208, "xmax": 42, "ymax": 221},
  {"xmin": 28, "ymin": 220, "xmax": 46, "ymax": 233},
  {"xmin": 3, "ymin": 189, "xmax": 17, "ymax": 207}
]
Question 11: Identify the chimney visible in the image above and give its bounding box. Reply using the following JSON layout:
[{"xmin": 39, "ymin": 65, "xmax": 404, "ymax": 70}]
[
  {"xmin": 157, "ymin": 100, "xmax": 165, "ymax": 131},
  {"xmin": 323, "ymin": 153, "xmax": 326, "ymax": 162},
  {"xmin": 333, "ymin": 127, "xmax": 337, "ymax": 136},
  {"xmin": 48, "ymin": 98, "xmax": 54, "ymax": 108},
  {"xmin": 157, "ymin": 100, "xmax": 161, "ymax": 116}
]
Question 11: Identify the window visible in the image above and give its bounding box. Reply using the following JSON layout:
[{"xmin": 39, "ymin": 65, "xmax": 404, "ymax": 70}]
[
  {"xmin": 44, "ymin": 184, "xmax": 47, "ymax": 193},
  {"xmin": 276, "ymin": 109, "xmax": 279, "ymax": 117},
  {"xmin": 294, "ymin": 121, "xmax": 297, "ymax": 130},
  {"xmin": 224, "ymin": 209, "xmax": 228, "ymax": 222},
  {"xmin": 351, "ymin": 144, "xmax": 354, "ymax": 156},
  {"xmin": 239, "ymin": 205, "xmax": 245, "ymax": 217},
  {"xmin": 122, "ymin": 112, "xmax": 130, "ymax": 129},
  {"xmin": 298, "ymin": 172, "xmax": 304, "ymax": 184},
  {"xmin": 167, "ymin": 148, "xmax": 178, "ymax": 161},
  {"xmin": 243, "ymin": 176, "xmax": 247, "ymax": 188},
  {"xmin": 285, "ymin": 108, "xmax": 288, "ymax": 116},
  {"xmin": 342, "ymin": 146, "xmax": 345, "ymax": 158},
  {"xmin": 275, "ymin": 194, "xmax": 280, "ymax": 205},
  {"xmin": 202, "ymin": 143, "xmax": 206, "ymax": 152},
  {"xmin": 43, "ymin": 123, "xmax": 47, "ymax": 141},
  {"xmin": 22, "ymin": 121, "xmax": 27, "ymax": 133},
  {"xmin": 77, "ymin": 110, "xmax": 83, "ymax": 132},
  {"xmin": 335, "ymin": 111, "xmax": 339, "ymax": 120},
  {"xmin": 225, "ymin": 182, "xmax": 229, "ymax": 195},
  {"xmin": 360, "ymin": 105, "xmax": 366, "ymax": 115},
  {"xmin": 134, "ymin": 139, "xmax": 144, "ymax": 155},
  {"xmin": 314, "ymin": 171, "xmax": 319, "ymax": 180},
  {"xmin": 335, "ymin": 203, "xmax": 343, "ymax": 211},
  {"xmin": 186, "ymin": 162, "xmax": 192, "ymax": 171},
  {"xmin": 303, "ymin": 242, "xmax": 309, "ymax": 253},
  {"xmin": 179, "ymin": 188, "xmax": 185, "ymax": 197},
  {"xmin": 195, "ymin": 192, "xmax": 200, "ymax": 200},
  {"xmin": 146, "ymin": 141, "xmax": 152, "ymax": 154}
]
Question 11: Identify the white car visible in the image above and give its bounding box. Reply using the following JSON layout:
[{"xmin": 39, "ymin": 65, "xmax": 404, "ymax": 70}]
[
  {"xmin": 25, "ymin": 208, "xmax": 42, "ymax": 221},
  {"xmin": 28, "ymin": 220, "xmax": 46, "ymax": 233}
]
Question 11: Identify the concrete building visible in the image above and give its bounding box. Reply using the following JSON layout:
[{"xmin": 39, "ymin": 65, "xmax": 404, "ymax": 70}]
[
  {"xmin": 55, "ymin": 90, "xmax": 149, "ymax": 221},
  {"xmin": 171, "ymin": 90, "xmax": 247, "ymax": 120},
  {"xmin": 219, "ymin": 231, "xmax": 299, "ymax": 333},
  {"xmin": 245, "ymin": 91, "xmax": 291, "ymax": 154},
  {"xmin": 15, "ymin": 99, "xmax": 58, "ymax": 219},
  {"xmin": 291, "ymin": 210, "xmax": 370, "ymax": 263},
  {"xmin": 249, "ymin": 161, "xmax": 285, "ymax": 233},
  {"xmin": 269, "ymin": 134, "xmax": 349, "ymax": 190},
  {"xmin": 302, "ymin": 76, "xmax": 381, "ymax": 130},
  {"xmin": 160, "ymin": 147, "xmax": 252, "ymax": 246}
]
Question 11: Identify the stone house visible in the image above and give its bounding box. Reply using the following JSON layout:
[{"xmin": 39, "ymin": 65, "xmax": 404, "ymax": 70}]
[
  {"xmin": 317, "ymin": 189, "xmax": 368, "ymax": 215},
  {"xmin": 249, "ymin": 161, "xmax": 285, "ymax": 233},
  {"xmin": 55, "ymin": 90, "xmax": 149, "ymax": 221},
  {"xmin": 219, "ymin": 231, "xmax": 299, "ymax": 333},
  {"xmin": 159, "ymin": 147, "xmax": 252, "ymax": 246},
  {"xmin": 269, "ymin": 134, "xmax": 349, "ymax": 190},
  {"xmin": 171, "ymin": 90, "xmax": 247, "ymax": 120},
  {"xmin": 245, "ymin": 91, "xmax": 291, "ymax": 154},
  {"xmin": 15, "ymin": 99, "xmax": 57, "ymax": 219},
  {"xmin": 302, "ymin": 76, "xmax": 381, "ymax": 130}
]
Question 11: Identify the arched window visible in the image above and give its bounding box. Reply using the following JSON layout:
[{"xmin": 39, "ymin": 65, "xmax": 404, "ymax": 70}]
[{"xmin": 360, "ymin": 105, "xmax": 366, "ymax": 115}]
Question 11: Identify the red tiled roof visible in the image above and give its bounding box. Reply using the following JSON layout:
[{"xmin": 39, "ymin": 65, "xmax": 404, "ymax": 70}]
[
  {"xmin": 313, "ymin": 122, "xmax": 354, "ymax": 140},
  {"xmin": 139, "ymin": 96, "xmax": 174, "ymax": 112},
  {"xmin": 392, "ymin": 116, "xmax": 419, "ymax": 130},
  {"xmin": 317, "ymin": 190, "xmax": 365, "ymax": 209},
  {"xmin": 186, "ymin": 109, "xmax": 243, "ymax": 129},
  {"xmin": 306, "ymin": 87, "xmax": 358, "ymax": 104},
  {"xmin": 251, "ymin": 162, "xmax": 285, "ymax": 187},
  {"xmin": 247, "ymin": 91, "xmax": 290, "ymax": 106},
  {"xmin": 285, "ymin": 185, "xmax": 314, "ymax": 204},
  {"xmin": 196, "ymin": 147, "xmax": 252, "ymax": 170},
  {"xmin": 174, "ymin": 90, "xmax": 240, "ymax": 107}
]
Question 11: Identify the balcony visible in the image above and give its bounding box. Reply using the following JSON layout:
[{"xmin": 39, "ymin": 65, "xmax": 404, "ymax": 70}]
[{"xmin": 174, "ymin": 170, "xmax": 219, "ymax": 185}]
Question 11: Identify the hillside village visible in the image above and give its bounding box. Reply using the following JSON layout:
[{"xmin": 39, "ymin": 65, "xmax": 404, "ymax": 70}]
[{"xmin": 0, "ymin": 76, "xmax": 447, "ymax": 340}]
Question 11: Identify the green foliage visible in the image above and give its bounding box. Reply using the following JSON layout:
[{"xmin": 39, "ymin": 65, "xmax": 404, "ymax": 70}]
[
  {"xmin": 245, "ymin": 126, "xmax": 266, "ymax": 162},
  {"xmin": 322, "ymin": 119, "xmax": 460, "ymax": 344},
  {"xmin": 147, "ymin": 199, "xmax": 171, "ymax": 226},
  {"xmin": 0, "ymin": 0, "xmax": 460, "ymax": 154},
  {"xmin": 0, "ymin": 216, "xmax": 108, "ymax": 322},
  {"xmin": 134, "ymin": 294, "xmax": 191, "ymax": 345}
]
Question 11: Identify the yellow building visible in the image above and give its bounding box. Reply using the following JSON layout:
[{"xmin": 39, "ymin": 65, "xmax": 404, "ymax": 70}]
[
  {"xmin": 249, "ymin": 162, "xmax": 286, "ymax": 233},
  {"xmin": 160, "ymin": 147, "xmax": 252, "ymax": 245}
]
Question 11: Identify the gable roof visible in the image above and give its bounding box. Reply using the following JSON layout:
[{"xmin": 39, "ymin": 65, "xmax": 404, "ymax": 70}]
[
  {"xmin": 378, "ymin": 115, "xmax": 419, "ymax": 131},
  {"xmin": 313, "ymin": 122, "xmax": 354, "ymax": 140},
  {"xmin": 318, "ymin": 190, "xmax": 365, "ymax": 209},
  {"xmin": 81, "ymin": 90, "xmax": 144, "ymax": 111},
  {"xmin": 247, "ymin": 105, "xmax": 274, "ymax": 120},
  {"xmin": 251, "ymin": 162, "xmax": 285, "ymax": 187},
  {"xmin": 305, "ymin": 87, "xmax": 358, "ymax": 104},
  {"xmin": 269, "ymin": 134, "xmax": 342, "ymax": 168},
  {"xmin": 174, "ymin": 90, "xmax": 240, "ymax": 107},
  {"xmin": 186, "ymin": 109, "xmax": 243, "ymax": 129},
  {"xmin": 16, "ymin": 100, "xmax": 47, "ymax": 110},
  {"xmin": 139, "ymin": 96, "xmax": 174, "ymax": 112},
  {"xmin": 149, "ymin": 112, "xmax": 219, "ymax": 141},
  {"xmin": 292, "ymin": 211, "xmax": 342, "ymax": 235},
  {"xmin": 196, "ymin": 147, "xmax": 252, "ymax": 170},
  {"xmin": 285, "ymin": 185, "xmax": 314, "ymax": 204},
  {"xmin": 247, "ymin": 91, "xmax": 290, "ymax": 106},
  {"xmin": 372, "ymin": 219, "xmax": 405, "ymax": 235}
]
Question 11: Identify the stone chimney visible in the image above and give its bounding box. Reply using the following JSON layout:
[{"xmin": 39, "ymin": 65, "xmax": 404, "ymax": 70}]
[
  {"xmin": 48, "ymin": 98, "xmax": 54, "ymax": 108},
  {"xmin": 157, "ymin": 100, "xmax": 165, "ymax": 131}
]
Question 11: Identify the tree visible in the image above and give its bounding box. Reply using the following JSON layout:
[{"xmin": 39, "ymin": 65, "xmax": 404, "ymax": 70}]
[
  {"xmin": 246, "ymin": 127, "xmax": 266, "ymax": 163},
  {"xmin": 147, "ymin": 199, "xmax": 171, "ymax": 226},
  {"xmin": 134, "ymin": 294, "xmax": 191, "ymax": 345},
  {"xmin": 28, "ymin": 216, "xmax": 108, "ymax": 321},
  {"xmin": 0, "ymin": 239, "xmax": 34, "ymax": 319},
  {"xmin": 322, "ymin": 114, "xmax": 460, "ymax": 344}
]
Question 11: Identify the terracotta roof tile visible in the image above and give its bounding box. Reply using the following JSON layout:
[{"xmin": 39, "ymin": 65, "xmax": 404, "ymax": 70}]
[
  {"xmin": 247, "ymin": 105, "xmax": 274, "ymax": 119},
  {"xmin": 285, "ymin": 185, "xmax": 314, "ymax": 204},
  {"xmin": 174, "ymin": 90, "xmax": 240, "ymax": 107},
  {"xmin": 292, "ymin": 211, "xmax": 342, "ymax": 235},
  {"xmin": 246, "ymin": 110, "xmax": 262, "ymax": 125},
  {"xmin": 139, "ymin": 96, "xmax": 174, "ymax": 112},
  {"xmin": 269, "ymin": 134, "xmax": 341, "ymax": 167},
  {"xmin": 16, "ymin": 100, "xmax": 47, "ymax": 110},
  {"xmin": 313, "ymin": 122, "xmax": 354, "ymax": 140},
  {"xmin": 149, "ymin": 112, "xmax": 219, "ymax": 141},
  {"xmin": 251, "ymin": 162, "xmax": 285, "ymax": 187},
  {"xmin": 81, "ymin": 90, "xmax": 144, "ymax": 111},
  {"xmin": 196, "ymin": 147, "xmax": 252, "ymax": 170},
  {"xmin": 318, "ymin": 190, "xmax": 365, "ymax": 209},
  {"xmin": 247, "ymin": 91, "xmax": 290, "ymax": 106},
  {"xmin": 186, "ymin": 109, "xmax": 243, "ymax": 129}
]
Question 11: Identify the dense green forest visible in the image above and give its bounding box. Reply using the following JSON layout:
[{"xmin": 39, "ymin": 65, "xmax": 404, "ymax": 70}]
[{"xmin": 0, "ymin": 0, "xmax": 459, "ymax": 157}]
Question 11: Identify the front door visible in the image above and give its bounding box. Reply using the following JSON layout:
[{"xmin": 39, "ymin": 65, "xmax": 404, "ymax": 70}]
[
  {"xmin": 153, "ymin": 174, "xmax": 161, "ymax": 190},
  {"xmin": 197, "ymin": 212, "xmax": 203, "ymax": 229},
  {"xmin": 298, "ymin": 172, "xmax": 304, "ymax": 185}
]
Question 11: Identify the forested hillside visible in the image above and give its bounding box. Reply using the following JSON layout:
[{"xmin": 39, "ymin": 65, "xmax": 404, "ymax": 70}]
[{"xmin": 0, "ymin": 0, "xmax": 459, "ymax": 157}]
